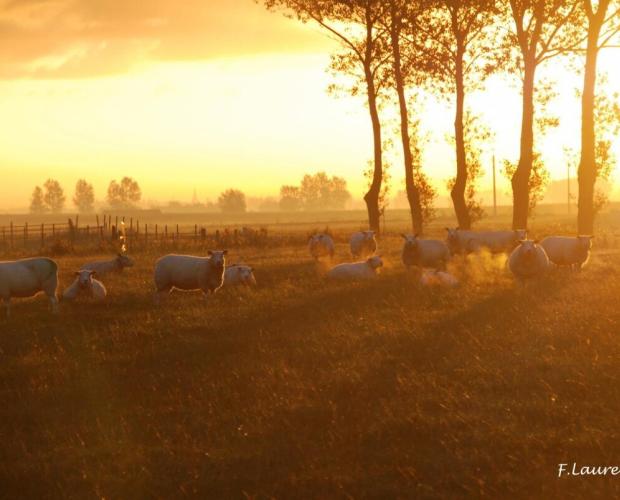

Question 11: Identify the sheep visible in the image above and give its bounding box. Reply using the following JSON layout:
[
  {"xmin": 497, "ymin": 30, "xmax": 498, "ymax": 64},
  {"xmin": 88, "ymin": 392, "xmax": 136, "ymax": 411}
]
[
  {"xmin": 308, "ymin": 233, "xmax": 335, "ymax": 260},
  {"xmin": 223, "ymin": 264, "xmax": 257, "ymax": 287},
  {"xmin": 80, "ymin": 253, "xmax": 134, "ymax": 276},
  {"xmin": 446, "ymin": 228, "xmax": 527, "ymax": 254},
  {"xmin": 327, "ymin": 255, "xmax": 383, "ymax": 281},
  {"xmin": 401, "ymin": 234, "xmax": 451, "ymax": 270},
  {"xmin": 540, "ymin": 235, "xmax": 593, "ymax": 270},
  {"xmin": 0, "ymin": 257, "xmax": 58, "ymax": 317},
  {"xmin": 420, "ymin": 270, "xmax": 459, "ymax": 288},
  {"xmin": 350, "ymin": 231, "xmax": 377, "ymax": 258},
  {"xmin": 62, "ymin": 270, "xmax": 107, "ymax": 302},
  {"xmin": 153, "ymin": 250, "xmax": 227, "ymax": 304},
  {"xmin": 508, "ymin": 240, "xmax": 550, "ymax": 280}
]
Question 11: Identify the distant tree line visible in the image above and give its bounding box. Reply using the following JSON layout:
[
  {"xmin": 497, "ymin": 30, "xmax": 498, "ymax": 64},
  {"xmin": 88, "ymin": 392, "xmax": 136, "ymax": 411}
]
[
  {"xmin": 279, "ymin": 172, "xmax": 352, "ymax": 211},
  {"xmin": 29, "ymin": 177, "xmax": 142, "ymax": 214}
]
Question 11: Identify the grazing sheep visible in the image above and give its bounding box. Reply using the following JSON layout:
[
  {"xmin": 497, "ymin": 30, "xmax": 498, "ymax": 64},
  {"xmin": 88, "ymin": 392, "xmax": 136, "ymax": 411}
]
[
  {"xmin": 224, "ymin": 264, "xmax": 257, "ymax": 287},
  {"xmin": 62, "ymin": 270, "xmax": 107, "ymax": 302},
  {"xmin": 540, "ymin": 235, "xmax": 593, "ymax": 269},
  {"xmin": 80, "ymin": 254, "xmax": 134, "ymax": 276},
  {"xmin": 308, "ymin": 233, "xmax": 335, "ymax": 260},
  {"xmin": 327, "ymin": 255, "xmax": 383, "ymax": 281},
  {"xmin": 420, "ymin": 270, "xmax": 459, "ymax": 288},
  {"xmin": 508, "ymin": 240, "xmax": 550, "ymax": 279},
  {"xmin": 153, "ymin": 251, "xmax": 227, "ymax": 304},
  {"xmin": 0, "ymin": 257, "xmax": 58, "ymax": 317},
  {"xmin": 446, "ymin": 228, "xmax": 527, "ymax": 254},
  {"xmin": 350, "ymin": 231, "xmax": 377, "ymax": 258},
  {"xmin": 401, "ymin": 234, "xmax": 451, "ymax": 270}
]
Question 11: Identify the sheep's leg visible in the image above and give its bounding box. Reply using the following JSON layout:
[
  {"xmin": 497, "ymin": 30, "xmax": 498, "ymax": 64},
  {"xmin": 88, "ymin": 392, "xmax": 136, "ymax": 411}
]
[
  {"xmin": 48, "ymin": 294, "xmax": 59, "ymax": 314},
  {"xmin": 154, "ymin": 288, "xmax": 170, "ymax": 305},
  {"xmin": 3, "ymin": 297, "xmax": 10, "ymax": 318}
]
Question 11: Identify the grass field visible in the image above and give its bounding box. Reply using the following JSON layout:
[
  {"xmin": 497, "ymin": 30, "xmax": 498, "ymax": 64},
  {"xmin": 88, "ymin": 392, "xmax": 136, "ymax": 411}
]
[{"xmin": 2, "ymin": 215, "xmax": 620, "ymax": 498}]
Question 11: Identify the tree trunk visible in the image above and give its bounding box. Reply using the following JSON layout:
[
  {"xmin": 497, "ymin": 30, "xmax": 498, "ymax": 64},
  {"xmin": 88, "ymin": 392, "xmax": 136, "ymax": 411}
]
[
  {"xmin": 451, "ymin": 43, "xmax": 471, "ymax": 229},
  {"xmin": 390, "ymin": 13, "xmax": 423, "ymax": 235},
  {"xmin": 578, "ymin": 9, "xmax": 605, "ymax": 235},
  {"xmin": 363, "ymin": 67, "xmax": 383, "ymax": 233},
  {"xmin": 512, "ymin": 58, "xmax": 536, "ymax": 230}
]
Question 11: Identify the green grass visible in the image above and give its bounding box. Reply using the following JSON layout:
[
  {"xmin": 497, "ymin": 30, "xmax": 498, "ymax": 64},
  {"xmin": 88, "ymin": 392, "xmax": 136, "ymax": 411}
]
[{"xmin": 2, "ymin": 225, "xmax": 620, "ymax": 498}]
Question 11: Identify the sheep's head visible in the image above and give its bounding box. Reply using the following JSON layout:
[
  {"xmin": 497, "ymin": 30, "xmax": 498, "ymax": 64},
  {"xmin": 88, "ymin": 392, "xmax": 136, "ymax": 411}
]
[
  {"xmin": 518, "ymin": 240, "xmax": 538, "ymax": 262},
  {"xmin": 514, "ymin": 229, "xmax": 528, "ymax": 241},
  {"xmin": 578, "ymin": 235, "xmax": 593, "ymax": 250},
  {"xmin": 75, "ymin": 270, "xmax": 95, "ymax": 289},
  {"xmin": 367, "ymin": 255, "xmax": 383, "ymax": 269},
  {"xmin": 117, "ymin": 254, "xmax": 134, "ymax": 269},
  {"xmin": 208, "ymin": 250, "xmax": 228, "ymax": 273},
  {"xmin": 401, "ymin": 233, "xmax": 418, "ymax": 248},
  {"xmin": 364, "ymin": 231, "xmax": 376, "ymax": 240},
  {"xmin": 235, "ymin": 266, "xmax": 257, "ymax": 286}
]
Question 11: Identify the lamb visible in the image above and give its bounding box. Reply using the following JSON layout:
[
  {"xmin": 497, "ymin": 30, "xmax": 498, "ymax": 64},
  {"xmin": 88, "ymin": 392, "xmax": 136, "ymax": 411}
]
[
  {"xmin": 327, "ymin": 255, "xmax": 383, "ymax": 281},
  {"xmin": 0, "ymin": 257, "xmax": 58, "ymax": 317},
  {"xmin": 420, "ymin": 270, "xmax": 459, "ymax": 288},
  {"xmin": 350, "ymin": 231, "xmax": 377, "ymax": 258},
  {"xmin": 153, "ymin": 251, "xmax": 227, "ymax": 304},
  {"xmin": 62, "ymin": 270, "xmax": 107, "ymax": 302},
  {"xmin": 446, "ymin": 228, "xmax": 527, "ymax": 254},
  {"xmin": 401, "ymin": 234, "xmax": 450, "ymax": 270},
  {"xmin": 223, "ymin": 264, "xmax": 257, "ymax": 287},
  {"xmin": 80, "ymin": 254, "xmax": 134, "ymax": 276},
  {"xmin": 540, "ymin": 235, "xmax": 593, "ymax": 269},
  {"xmin": 308, "ymin": 233, "xmax": 335, "ymax": 260},
  {"xmin": 508, "ymin": 240, "xmax": 550, "ymax": 279}
]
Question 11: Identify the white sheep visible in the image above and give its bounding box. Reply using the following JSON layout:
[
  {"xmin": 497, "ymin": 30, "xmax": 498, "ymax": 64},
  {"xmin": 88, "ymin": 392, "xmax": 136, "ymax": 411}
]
[
  {"xmin": 223, "ymin": 264, "xmax": 257, "ymax": 287},
  {"xmin": 508, "ymin": 240, "xmax": 550, "ymax": 279},
  {"xmin": 350, "ymin": 231, "xmax": 377, "ymax": 258},
  {"xmin": 446, "ymin": 228, "xmax": 527, "ymax": 254},
  {"xmin": 540, "ymin": 235, "xmax": 593, "ymax": 270},
  {"xmin": 308, "ymin": 233, "xmax": 335, "ymax": 260},
  {"xmin": 153, "ymin": 251, "xmax": 227, "ymax": 304},
  {"xmin": 401, "ymin": 234, "xmax": 451, "ymax": 270},
  {"xmin": 80, "ymin": 253, "xmax": 134, "ymax": 276},
  {"xmin": 420, "ymin": 270, "xmax": 459, "ymax": 288},
  {"xmin": 327, "ymin": 255, "xmax": 383, "ymax": 281},
  {"xmin": 62, "ymin": 270, "xmax": 107, "ymax": 302},
  {"xmin": 0, "ymin": 257, "xmax": 58, "ymax": 317}
]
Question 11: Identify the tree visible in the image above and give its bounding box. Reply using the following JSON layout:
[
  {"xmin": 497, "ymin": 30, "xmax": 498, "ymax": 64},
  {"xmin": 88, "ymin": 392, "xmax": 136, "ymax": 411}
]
[
  {"xmin": 262, "ymin": 0, "xmax": 390, "ymax": 232},
  {"xmin": 218, "ymin": 189, "xmax": 247, "ymax": 213},
  {"xmin": 446, "ymin": 112, "xmax": 489, "ymax": 225},
  {"xmin": 107, "ymin": 177, "xmax": 142, "ymax": 209},
  {"xmin": 299, "ymin": 172, "xmax": 351, "ymax": 210},
  {"xmin": 504, "ymin": 0, "xmax": 582, "ymax": 230},
  {"xmin": 577, "ymin": 0, "xmax": 620, "ymax": 233},
  {"xmin": 73, "ymin": 179, "xmax": 95, "ymax": 213},
  {"xmin": 279, "ymin": 185, "xmax": 303, "ymax": 211},
  {"xmin": 503, "ymin": 152, "xmax": 550, "ymax": 217},
  {"xmin": 383, "ymin": 0, "xmax": 425, "ymax": 234},
  {"xmin": 415, "ymin": 0, "xmax": 498, "ymax": 229},
  {"xmin": 30, "ymin": 186, "xmax": 47, "ymax": 214},
  {"xmin": 43, "ymin": 179, "xmax": 65, "ymax": 214}
]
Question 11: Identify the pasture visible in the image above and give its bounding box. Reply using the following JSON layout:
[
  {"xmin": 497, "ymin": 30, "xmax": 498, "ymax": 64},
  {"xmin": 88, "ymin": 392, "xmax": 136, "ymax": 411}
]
[{"xmin": 2, "ymin": 212, "xmax": 620, "ymax": 498}]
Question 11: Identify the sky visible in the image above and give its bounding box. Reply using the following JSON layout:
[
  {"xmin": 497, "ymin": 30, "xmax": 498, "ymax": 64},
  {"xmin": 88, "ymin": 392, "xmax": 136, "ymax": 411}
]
[{"xmin": 0, "ymin": 0, "xmax": 619, "ymax": 211}]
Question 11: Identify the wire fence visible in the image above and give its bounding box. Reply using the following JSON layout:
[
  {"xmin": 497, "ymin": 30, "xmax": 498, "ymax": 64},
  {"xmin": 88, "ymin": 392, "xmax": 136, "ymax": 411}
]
[{"xmin": 0, "ymin": 214, "xmax": 323, "ymax": 255}]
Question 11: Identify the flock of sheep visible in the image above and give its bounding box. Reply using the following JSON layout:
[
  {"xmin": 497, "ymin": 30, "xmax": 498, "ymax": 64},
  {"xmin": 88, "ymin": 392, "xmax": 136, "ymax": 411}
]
[{"xmin": 0, "ymin": 228, "xmax": 593, "ymax": 317}]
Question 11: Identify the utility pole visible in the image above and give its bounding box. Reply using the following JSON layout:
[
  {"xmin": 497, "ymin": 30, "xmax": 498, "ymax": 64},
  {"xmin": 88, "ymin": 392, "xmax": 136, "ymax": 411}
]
[
  {"xmin": 492, "ymin": 153, "xmax": 497, "ymax": 217},
  {"xmin": 567, "ymin": 163, "xmax": 571, "ymax": 215}
]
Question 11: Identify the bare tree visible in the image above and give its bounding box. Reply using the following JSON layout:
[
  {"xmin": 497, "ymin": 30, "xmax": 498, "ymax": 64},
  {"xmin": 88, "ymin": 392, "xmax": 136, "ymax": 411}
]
[
  {"xmin": 261, "ymin": 0, "xmax": 390, "ymax": 231},
  {"xmin": 577, "ymin": 0, "xmax": 620, "ymax": 233},
  {"xmin": 504, "ymin": 0, "xmax": 581, "ymax": 230}
]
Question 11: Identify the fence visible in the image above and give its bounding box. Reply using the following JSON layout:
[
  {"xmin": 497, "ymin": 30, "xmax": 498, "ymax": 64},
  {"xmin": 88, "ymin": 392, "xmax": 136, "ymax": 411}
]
[{"xmin": 0, "ymin": 214, "xmax": 289, "ymax": 254}]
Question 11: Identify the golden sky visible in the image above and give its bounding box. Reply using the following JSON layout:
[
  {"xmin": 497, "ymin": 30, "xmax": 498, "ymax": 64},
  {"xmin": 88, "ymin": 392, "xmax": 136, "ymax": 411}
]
[{"xmin": 0, "ymin": 0, "xmax": 619, "ymax": 210}]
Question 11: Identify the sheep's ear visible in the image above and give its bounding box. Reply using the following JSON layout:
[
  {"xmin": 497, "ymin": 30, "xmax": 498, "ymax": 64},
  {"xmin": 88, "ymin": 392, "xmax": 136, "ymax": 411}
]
[
  {"xmin": 445, "ymin": 227, "xmax": 450, "ymax": 232},
  {"xmin": 90, "ymin": 271, "xmax": 96, "ymax": 277},
  {"xmin": 208, "ymin": 250, "xmax": 213, "ymax": 256},
  {"xmin": 249, "ymin": 267, "xmax": 254, "ymax": 272},
  {"xmin": 533, "ymin": 239, "xmax": 539, "ymax": 244},
  {"xmin": 74, "ymin": 271, "xmax": 80, "ymax": 276},
  {"xmin": 401, "ymin": 233, "xmax": 407, "ymax": 239},
  {"xmin": 414, "ymin": 233, "xmax": 419, "ymax": 238},
  {"xmin": 223, "ymin": 250, "xmax": 228, "ymax": 255}
]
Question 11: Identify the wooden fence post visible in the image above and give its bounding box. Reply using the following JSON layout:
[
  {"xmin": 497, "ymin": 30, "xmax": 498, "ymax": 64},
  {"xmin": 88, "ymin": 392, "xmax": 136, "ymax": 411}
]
[
  {"xmin": 10, "ymin": 221, "xmax": 13, "ymax": 249},
  {"xmin": 41, "ymin": 223, "xmax": 45, "ymax": 247},
  {"xmin": 145, "ymin": 224, "xmax": 148, "ymax": 245},
  {"xmin": 24, "ymin": 222, "xmax": 28, "ymax": 247}
]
